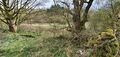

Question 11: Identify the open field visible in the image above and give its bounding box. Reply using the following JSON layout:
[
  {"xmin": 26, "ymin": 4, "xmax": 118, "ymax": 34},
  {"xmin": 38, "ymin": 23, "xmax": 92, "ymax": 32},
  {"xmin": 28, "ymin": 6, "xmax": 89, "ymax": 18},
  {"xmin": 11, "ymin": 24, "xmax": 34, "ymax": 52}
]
[
  {"xmin": 0, "ymin": 24, "xmax": 85, "ymax": 57},
  {"xmin": 0, "ymin": 0, "xmax": 120, "ymax": 57}
]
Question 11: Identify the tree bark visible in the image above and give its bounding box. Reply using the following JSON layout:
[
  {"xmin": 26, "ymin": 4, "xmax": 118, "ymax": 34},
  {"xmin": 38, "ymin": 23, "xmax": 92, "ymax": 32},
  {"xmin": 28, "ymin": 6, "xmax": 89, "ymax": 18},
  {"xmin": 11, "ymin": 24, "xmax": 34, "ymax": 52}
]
[
  {"xmin": 72, "ymin": 0, "xmax": 84, "ymax": 31},
  {"xmin": 8, "ymin": 22, "xmax": 17, "ymax": 33},
  {"xmin": 72, "ymin": 0, "xmax": 94, "ymax": 32}
]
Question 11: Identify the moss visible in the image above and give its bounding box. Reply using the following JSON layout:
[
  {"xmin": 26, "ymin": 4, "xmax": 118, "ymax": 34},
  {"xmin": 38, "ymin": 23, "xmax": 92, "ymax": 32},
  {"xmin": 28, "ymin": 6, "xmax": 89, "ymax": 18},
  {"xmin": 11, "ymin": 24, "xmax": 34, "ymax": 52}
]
[{"xmin": 89, "ymin": 29, "xmax": 119, "ymax": 57}]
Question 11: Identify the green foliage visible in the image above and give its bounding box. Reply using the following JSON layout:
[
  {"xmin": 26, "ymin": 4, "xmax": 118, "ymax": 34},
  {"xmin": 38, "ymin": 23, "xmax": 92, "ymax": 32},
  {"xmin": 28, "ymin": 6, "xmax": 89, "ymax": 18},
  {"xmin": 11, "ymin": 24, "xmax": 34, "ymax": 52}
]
[
  {"xmin": 46, "ymin": 4, "xmax": 66, "ymax": 24},
  {"xmin": 47, "ymin": 4, "xmax": 64, "ymax": 15}
]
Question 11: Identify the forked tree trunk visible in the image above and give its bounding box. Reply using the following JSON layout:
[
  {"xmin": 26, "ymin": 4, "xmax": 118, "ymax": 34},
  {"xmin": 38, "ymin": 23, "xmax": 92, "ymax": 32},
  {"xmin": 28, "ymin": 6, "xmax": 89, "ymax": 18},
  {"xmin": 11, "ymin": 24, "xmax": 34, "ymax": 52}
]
[
  {"xmin": 72, "ymin": 0, "xmax": 94, "ymax": 32},
  {"xmin": 8, "ymin": 23, "xmax": 17, "ymax": 33}
]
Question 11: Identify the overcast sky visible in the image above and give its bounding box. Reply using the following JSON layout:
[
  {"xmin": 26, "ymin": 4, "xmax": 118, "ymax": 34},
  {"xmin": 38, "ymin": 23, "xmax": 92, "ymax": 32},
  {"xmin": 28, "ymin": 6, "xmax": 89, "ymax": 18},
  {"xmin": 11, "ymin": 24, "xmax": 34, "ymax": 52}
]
[{"xmin": 38, "ymin": 0, "xmax": 107, "ymax": 10}]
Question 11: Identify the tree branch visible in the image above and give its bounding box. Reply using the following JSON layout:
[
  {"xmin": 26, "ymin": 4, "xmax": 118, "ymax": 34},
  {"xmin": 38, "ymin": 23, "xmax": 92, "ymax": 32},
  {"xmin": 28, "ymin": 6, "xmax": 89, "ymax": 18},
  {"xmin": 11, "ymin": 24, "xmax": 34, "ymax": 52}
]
[{"xmin": 81, "ymin": 0, "xmax": 94, "ymax": 25}]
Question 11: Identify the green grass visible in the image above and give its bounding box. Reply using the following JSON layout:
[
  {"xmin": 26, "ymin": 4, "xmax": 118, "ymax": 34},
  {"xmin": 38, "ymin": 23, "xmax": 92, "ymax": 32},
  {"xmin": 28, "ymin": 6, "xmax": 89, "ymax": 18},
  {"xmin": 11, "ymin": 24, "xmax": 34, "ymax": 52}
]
[
  {"xmin": 0, "ymin": 33, "xmax": 37, "ymax": 57},
  {"xmin": 0, "ymin": 30, "xmax": 77, "ymax": 57},
  {"xmin": 0, "ymin": 23, "xmax": 92, "ymax": 57}
]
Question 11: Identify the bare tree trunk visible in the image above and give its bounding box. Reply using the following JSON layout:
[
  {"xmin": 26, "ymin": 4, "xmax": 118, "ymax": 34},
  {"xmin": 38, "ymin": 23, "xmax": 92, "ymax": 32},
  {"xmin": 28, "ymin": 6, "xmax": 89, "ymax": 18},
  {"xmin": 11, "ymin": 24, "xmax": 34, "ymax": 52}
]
[
  {"xmin": 8, "ymin": 24, "xmax": 17, "ymax": 32},
  {"xmin": 72, "ymin": 0, "xmax": 94, "ymax": 32},
  {"xmin": 8, "ymin": 22, "xmax": 17, "ymax": 32},
  {"xmin": 72, "ymin": 0, "xmax": 84, "ymax": 32},
  {"xmin": 59, "ymin": 0, "xmax": 94, "ymax": 32},
  {"xmin": 72, "ymin": 14, "xmax": 82, "ymax": 31}
]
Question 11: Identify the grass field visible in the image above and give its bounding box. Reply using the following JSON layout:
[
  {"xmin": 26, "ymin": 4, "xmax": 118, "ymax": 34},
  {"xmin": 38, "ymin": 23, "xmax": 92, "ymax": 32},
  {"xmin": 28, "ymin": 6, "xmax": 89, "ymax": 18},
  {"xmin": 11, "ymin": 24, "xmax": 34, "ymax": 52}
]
[{"xmin": 0, "ymin": 23, "xmax": 87, "ymax": 57}]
